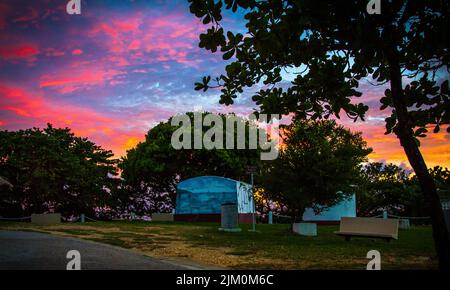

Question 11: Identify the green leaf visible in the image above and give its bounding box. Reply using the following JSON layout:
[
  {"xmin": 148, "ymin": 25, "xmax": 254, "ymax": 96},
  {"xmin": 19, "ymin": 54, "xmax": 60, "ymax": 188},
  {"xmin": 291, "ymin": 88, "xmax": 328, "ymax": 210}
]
[
  {"xmin": 194, "ymin": 82, "xmax": 204, "ymax": 91},
  {"xmin": 433, "ymin": 125, "xmax": 440, "ymax": 133},
  {"xmin": 441, "ymin": 80, "xmax": 449, "ymax": 94},
  {"xmin": 223, "ymin": 49, "xmax": 235, "ymax": 60},
  {"xmin": 414, "ymin": 127, "xmax": 428, "ymax": 137},
  {"xmin": 203, "ymin": 14, "xmax": 211, "ymax": 24},
  {"xmin": 227, "ymin": 31, "xmax": 235, "ymax": 43},
  {"xmin": 384, "ymin": 116, "xmax": 396, "ymax": 134}
]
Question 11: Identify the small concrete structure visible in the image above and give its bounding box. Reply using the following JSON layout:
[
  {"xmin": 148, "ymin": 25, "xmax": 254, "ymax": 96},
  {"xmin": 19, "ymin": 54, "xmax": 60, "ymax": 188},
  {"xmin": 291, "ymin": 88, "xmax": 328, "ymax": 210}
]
[
  {"xmin": 398, "ymin": 218, "xmax": 410, "ymax": 229},
  {"xmin": 219, "ymin": 203, "xmax": 241, "ymax": 232},
  {"xmin": 441, "ymin": 198, "xmax": 450, "ymax": 227},
  {"xmin": 152, "ymin": 213, "xmax": 174, "ymax": 222},
  {"xmin": 31, "ymin": 213, "xmax": 61, "ymax": 225},
  {"xmin": 302, "ymin": 194, "xmax": 356, "ymax": 225},
  {"xmin": 292, "ymin": 223, "xmax": 317, "ymax": 236},
  {"xmin": 444, "ymin": 210, "xmax": 450, "ymax": 228}
]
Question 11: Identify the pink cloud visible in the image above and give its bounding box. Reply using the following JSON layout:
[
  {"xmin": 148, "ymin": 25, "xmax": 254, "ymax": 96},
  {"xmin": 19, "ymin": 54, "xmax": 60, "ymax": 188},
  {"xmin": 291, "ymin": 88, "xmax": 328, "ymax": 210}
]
[
  {"xmin": 128, "ymin": 40, "xmax": 140, "ymax": 50},
  {"xmin": 0, "ymin": 84, "xmax": 147, "ymax": 156},
  {"xmin": 71, "ymin": 48, "xmax": 83, "ymax": 55},
  {"xmin": 84, "ymin": 11, "xmax": 204, "ymax": 67},
  {"xmin": 0, "ymin": 44, "xmax": 39, "ymax": 60},
  {"xmin": 39, "ymin": 66, "xmax": 122, "ymax": 93},
  {"xmin": 0, "ymin": 85, "xmax": 113, "ymax": 124}
]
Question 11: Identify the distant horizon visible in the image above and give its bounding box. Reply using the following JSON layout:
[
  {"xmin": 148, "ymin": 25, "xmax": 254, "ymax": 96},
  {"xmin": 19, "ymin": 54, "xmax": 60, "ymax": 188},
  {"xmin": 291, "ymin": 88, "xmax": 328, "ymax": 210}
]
[{"xmin": 0, "ymin": 0, "xmax": 448, "ymax": 168}]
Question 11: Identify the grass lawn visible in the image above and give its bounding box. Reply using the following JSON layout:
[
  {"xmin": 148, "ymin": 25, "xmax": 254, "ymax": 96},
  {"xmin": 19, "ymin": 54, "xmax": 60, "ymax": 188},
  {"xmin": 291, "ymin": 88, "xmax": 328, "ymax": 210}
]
[{"xmin": 0, "ymin": 221, "xmax": 439, "ymax": 269}]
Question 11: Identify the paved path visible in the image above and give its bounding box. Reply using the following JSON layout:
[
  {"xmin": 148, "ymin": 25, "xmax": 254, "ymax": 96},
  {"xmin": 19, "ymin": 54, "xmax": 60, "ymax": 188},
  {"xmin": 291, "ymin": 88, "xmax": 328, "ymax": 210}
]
[{"xmin": 0, "ymin": 231, "xmax": 196, "ymax": 270}]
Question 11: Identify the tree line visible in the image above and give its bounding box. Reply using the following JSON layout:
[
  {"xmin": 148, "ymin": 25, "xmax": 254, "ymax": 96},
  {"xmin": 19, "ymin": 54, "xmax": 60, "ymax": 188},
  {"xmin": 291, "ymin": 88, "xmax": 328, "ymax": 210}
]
[{"xmin": 1, "ymin": 116, "xmax": 447, "ymax": 222}]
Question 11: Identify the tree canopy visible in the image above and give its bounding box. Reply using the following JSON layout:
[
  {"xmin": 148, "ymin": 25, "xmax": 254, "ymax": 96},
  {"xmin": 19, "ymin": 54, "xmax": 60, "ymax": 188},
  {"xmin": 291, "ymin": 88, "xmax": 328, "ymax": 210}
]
[
  {"xmin": 358, "ymin": 163, "xmax": 450, "ymax": 219},
  {"xmin": 0, "ymin": 124, "xmax": 117, "ymax": 218},
  {"xmin": 259, "ymin": 119, "xmax": 371, "ymax": 221},
  {"xmin": 358, "ymin": 162, "xmax": 417, "ymax": 217},
  {"xmin": 188, "ymin": 0, "xmax": 450, "ymax": 269},
  {"xmin": 118, "ymin": 112, "xmax": 262, "ymax": 214},
  {"xmin": 190, "ymin": 0, "xmax": 448, "ymax": 134}
]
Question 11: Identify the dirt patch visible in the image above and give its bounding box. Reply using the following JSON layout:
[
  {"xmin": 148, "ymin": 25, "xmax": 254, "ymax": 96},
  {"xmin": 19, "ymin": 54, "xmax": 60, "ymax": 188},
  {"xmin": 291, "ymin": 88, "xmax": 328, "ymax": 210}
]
[
  {"xmin": 44, "ymin": 225, "xmax": 122, "ymax": 233},
  {"xmin": 133, "ymin": 239, "xmax": 294, "ymax": 269}
]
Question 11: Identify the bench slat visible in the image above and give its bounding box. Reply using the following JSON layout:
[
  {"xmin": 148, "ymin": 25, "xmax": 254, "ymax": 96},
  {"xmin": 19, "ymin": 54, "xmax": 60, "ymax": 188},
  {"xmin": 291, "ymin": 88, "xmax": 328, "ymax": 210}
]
[
  {"xmin": 334, "ymin": 231, "xmax": 397, "ymax": 239},
  {"xmin": 335, "ymin": 217, "xmax": 399, "ymax": 240}
]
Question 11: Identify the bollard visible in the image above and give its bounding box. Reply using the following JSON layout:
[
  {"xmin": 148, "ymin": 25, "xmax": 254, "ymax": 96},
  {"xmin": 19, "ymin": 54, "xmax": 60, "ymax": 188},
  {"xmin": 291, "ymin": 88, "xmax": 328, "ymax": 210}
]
[
  {"xmin": 268, "ymin": 211, "xmax": 273, "ymax": 224},
  {"xmin": 219, "ymin": 203, "xmax": 241, "ymax": 232},
  {"xmin": 80, "ymin": 214, "xmax": 85, "ymax": 223},
  {"xmin": 292, "ymin": 222, "xmax": 317, "ymax": 236}
]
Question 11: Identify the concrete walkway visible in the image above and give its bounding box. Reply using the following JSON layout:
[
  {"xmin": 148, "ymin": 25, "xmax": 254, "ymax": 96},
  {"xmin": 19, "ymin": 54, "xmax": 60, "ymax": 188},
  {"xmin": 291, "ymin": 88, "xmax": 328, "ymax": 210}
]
[{"xmin": 0, "ymin": 231, "xmax": 197, "ymax": 270}]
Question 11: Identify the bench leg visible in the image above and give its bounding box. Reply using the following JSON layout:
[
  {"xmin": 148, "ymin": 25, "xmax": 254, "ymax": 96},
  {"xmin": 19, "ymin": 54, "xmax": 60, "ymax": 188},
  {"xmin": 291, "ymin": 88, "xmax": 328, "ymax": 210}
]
[{"xmin": 345, "ymin": 236, "xmax": 351, "ymax": 242}]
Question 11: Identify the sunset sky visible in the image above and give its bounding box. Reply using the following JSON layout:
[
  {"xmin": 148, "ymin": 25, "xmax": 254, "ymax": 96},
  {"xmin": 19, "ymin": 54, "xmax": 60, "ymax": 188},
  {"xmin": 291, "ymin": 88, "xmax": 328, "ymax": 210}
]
[{"xmin": 0, "ymin": 0, "xmax": 448, "ymax": 169}]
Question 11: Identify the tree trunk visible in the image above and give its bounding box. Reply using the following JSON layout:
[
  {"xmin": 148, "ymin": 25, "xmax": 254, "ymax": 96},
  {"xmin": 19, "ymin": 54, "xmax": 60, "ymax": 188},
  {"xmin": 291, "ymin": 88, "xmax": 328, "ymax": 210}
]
[{"xmin": 386, "ymin": 48, "xmax": 450, "ymax": 270}]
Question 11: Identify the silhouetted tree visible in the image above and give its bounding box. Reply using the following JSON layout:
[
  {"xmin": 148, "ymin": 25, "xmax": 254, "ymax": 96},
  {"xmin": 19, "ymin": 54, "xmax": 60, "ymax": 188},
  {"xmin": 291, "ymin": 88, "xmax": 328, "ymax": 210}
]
[
  {"xmin": 119, "ymin": 112, "xmax": 262, "ymax": 213},
  {"xmin": 188, "ymin": 0, "xmax": 450, "ymax": 268},
  {"xmin": 259, "ymin": 119, "xmax": 371, "ymax": 222},
  {"xmin": 358, "ymin": 162, "xmax": 416, "ymax": 216},
  {"xmin": 0, "ymin": 124, "xmax": 117, "ymax": 218}
]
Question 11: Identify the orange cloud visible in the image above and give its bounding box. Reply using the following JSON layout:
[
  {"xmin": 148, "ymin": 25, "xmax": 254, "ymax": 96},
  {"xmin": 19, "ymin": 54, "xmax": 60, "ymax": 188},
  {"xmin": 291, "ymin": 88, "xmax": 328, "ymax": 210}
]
[
  {"xmin": 337, "ymin": 118, "xmax": 450, "ymax": 169},
  {"xmin": 122, "ymin": 136, "xmax": 141, "ymax": 152}
]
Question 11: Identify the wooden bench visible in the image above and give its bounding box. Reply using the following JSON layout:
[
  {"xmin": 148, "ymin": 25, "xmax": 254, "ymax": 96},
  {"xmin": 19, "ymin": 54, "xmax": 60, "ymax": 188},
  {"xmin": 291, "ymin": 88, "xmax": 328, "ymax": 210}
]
[{"xmin": 335, "ymin": 217, "xmax": 399, "ymax": 242}]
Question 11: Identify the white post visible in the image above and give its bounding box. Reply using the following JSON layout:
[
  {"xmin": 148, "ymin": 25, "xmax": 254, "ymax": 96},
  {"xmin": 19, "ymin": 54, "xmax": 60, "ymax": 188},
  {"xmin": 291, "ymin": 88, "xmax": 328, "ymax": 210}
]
[{"xmin": 251, "ymin": 172, "xmax": 256, "ymax": 231}]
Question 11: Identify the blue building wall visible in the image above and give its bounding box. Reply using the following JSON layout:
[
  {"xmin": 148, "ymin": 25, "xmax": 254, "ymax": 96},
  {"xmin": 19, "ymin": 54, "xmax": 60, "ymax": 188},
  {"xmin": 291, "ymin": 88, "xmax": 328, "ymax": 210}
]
[
  {"xmin": 176, "ymin": 176, "xmax": 353, "ymax": 221},
  {"xmin": 176, "ymin": 176, "xmax": 252, "ymax": 215}
]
